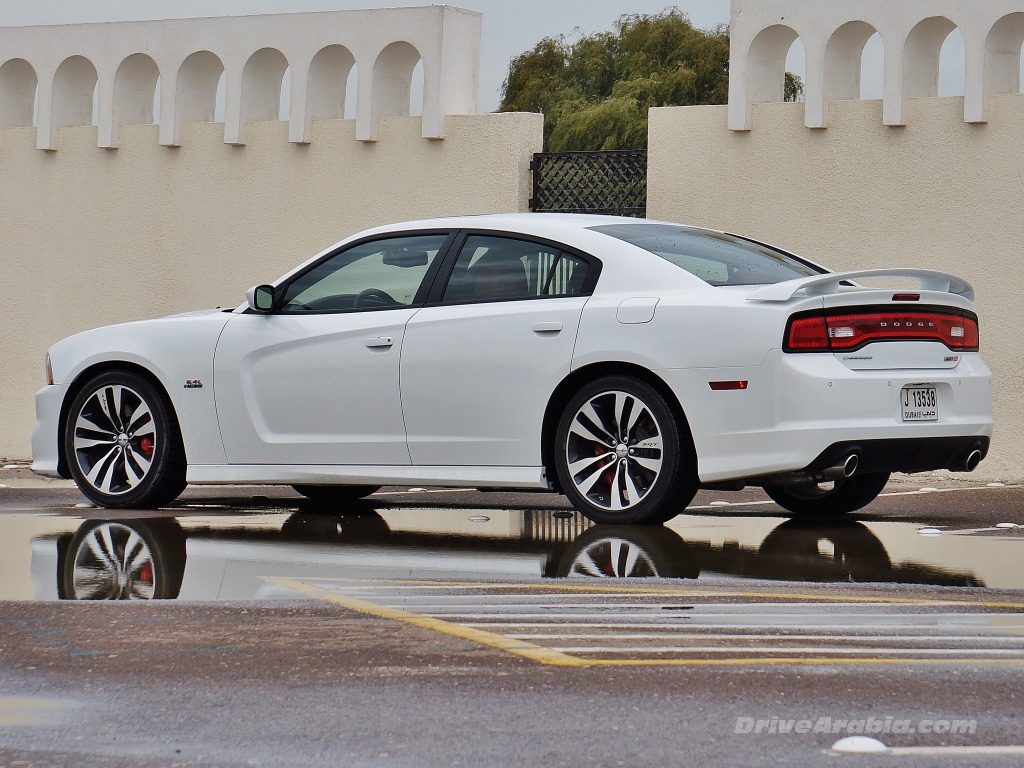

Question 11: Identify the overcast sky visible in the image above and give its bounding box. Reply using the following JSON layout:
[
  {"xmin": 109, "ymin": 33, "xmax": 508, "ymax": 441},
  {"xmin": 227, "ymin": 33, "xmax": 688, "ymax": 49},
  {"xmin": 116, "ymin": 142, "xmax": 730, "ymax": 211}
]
[{"xmin": 1, "ymin": 1, "xmax": 973, "ymax": 111}]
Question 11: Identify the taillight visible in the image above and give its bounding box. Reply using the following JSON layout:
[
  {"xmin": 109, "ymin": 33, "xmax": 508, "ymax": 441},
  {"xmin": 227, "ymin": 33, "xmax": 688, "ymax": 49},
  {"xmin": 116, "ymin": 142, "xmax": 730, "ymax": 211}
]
[
  {"xmin": 787, "ymin": 316, "xmax": 830, "ymax": 350},
  {"xmin": 785, "ymin": 309, "xmax": 979, "ymax": 352}
]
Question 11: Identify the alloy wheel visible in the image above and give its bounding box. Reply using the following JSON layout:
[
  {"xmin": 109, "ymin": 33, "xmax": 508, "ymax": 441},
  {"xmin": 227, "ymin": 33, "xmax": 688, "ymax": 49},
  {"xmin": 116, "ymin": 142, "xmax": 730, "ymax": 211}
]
[
  {"xmin": 72, "ymin": 384, "xmax": 157, "ymax": 497},
  {"xmin": 67, "ymin": 522, "xmax": 158, "ymax": 600},
  {"xmin": 564, "ymin": 390, "xmax": 664, "ymax": 512}
]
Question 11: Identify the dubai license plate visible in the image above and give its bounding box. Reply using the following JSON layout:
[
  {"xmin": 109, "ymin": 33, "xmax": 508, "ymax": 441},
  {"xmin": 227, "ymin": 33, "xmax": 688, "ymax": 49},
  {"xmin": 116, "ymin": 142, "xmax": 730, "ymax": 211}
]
[{"xmin": 902, "ymin": 386, "xmax": 938, "ymax": 422}]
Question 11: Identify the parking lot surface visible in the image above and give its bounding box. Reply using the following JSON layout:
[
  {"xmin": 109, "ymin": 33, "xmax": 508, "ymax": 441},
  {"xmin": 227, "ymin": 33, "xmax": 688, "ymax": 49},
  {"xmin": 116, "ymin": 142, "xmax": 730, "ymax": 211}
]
[{"xmin": 1, "ymin": 469, "xmax": 1023, "ymax": 766}]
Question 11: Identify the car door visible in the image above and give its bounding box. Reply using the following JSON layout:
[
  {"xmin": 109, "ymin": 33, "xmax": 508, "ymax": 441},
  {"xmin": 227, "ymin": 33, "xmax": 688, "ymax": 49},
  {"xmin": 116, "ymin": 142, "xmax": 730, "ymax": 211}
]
[
  {"xmin": 401, "ymin": 233, "xmax": 597, "ymax": 467},
  {"xmin": 214, "ymin": 232, "xmax": 453, "ymax": 466}
]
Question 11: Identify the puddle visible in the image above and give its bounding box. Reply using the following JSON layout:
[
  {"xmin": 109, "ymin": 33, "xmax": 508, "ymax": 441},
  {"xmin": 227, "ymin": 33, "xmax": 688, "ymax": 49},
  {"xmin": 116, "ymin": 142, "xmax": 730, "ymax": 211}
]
[{"xmin": 2, "ymin": 494, "xmax": 1022, "ymax": 600}]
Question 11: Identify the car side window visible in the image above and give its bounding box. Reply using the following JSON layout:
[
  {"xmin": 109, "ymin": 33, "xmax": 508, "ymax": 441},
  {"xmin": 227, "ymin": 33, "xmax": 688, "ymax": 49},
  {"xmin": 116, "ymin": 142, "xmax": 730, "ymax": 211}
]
[
  {"xmin": 441, "ymin": 235, "xmax": 590, "ymax": 304},
  {"xmin": 279, "ymin": 235, "xmax": 448, "ymax": 312}
]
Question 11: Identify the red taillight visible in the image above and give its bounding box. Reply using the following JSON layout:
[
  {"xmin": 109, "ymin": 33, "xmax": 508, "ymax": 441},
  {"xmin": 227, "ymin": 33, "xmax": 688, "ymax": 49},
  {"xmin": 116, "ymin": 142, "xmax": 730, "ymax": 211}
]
[
  {"xmin": 785, "ymin": 310, "xmax": 979, "ymax": 352},
  {"xmin": 787, "ymin": 316, "xmax": 830, "ymax": 350}
]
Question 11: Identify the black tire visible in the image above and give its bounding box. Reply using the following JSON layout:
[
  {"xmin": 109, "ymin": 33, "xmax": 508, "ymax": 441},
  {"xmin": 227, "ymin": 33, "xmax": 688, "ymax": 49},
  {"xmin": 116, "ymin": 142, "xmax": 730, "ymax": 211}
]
[
  {"xmin": 555, "ymin": 525, "xmax": 700, "ymax": 579},
  {"xmin": 292, "ymin": 485, "xmax": 381, "ymax": 504},
  {"xmin": 64, "ymin": 370, "xmax": 186, "ymax": 509},
  {"xmin": 554, "ymin": 376, "xmax": 697, "ymax": 525},
  {"xmin": 60, "ymin": 519, "xmax": 186, "ymax": 600},
  {"xmin": 762, "ymin": 472, "xmax": 891, "ymax": 517},
  {"xmin": 281, "ymin": 511, "xmax": 391, "ymax": 539}
]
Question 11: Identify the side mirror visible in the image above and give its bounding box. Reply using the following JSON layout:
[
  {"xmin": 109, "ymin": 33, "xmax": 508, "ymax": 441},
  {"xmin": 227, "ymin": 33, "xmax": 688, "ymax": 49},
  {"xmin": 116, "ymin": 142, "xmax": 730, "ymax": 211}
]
[{"xmin": 246, "ymin": 285, "xmax": 276, "ymax": 312}]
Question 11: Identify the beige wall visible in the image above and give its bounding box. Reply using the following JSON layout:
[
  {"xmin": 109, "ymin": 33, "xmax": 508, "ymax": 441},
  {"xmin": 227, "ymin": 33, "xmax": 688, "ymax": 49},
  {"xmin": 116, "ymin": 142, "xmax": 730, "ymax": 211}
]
[
  {"xmin": 0, "ymin": 112, "xmax": 543, "ymax": 459},
  {"xmin": 649, "ymin": 95, "xmax": 1024, "ymax": 482}
]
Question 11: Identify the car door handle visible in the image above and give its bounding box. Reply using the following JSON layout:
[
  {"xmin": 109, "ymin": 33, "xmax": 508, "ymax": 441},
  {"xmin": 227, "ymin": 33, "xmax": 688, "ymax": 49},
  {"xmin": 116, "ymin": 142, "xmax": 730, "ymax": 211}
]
[
  {"xmin": 532, "ymin": 322, "xmax": 563, "ymax": 334},
  {"xmin": 365, "ymin": 336, "xmax": 394, "ymax": 348}
]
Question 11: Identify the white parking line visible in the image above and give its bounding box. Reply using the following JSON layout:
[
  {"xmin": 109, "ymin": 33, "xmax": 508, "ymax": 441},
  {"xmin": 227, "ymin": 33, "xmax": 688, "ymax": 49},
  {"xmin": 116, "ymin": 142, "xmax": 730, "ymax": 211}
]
[
  {"xmin": 466, "ymin": 621, "xmax": 1014, "ymax": 631},
  {"xmin": 871, "ymin": 746, "xmax": 1024, "ymax": 757},
  {"xmin": 550, "ymin": 646, "xmax": 1024, "ymax": 655},
  {"xmin": 504, "ymin": 633, "xmax": 1024, "ymax": 642}
]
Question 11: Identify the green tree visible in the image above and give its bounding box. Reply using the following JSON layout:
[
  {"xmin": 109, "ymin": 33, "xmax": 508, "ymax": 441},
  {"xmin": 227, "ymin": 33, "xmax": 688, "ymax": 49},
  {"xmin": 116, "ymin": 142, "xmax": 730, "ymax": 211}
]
[{"xmin": 499, "ymin": 8, "xmax": 803, "ymax": 151}]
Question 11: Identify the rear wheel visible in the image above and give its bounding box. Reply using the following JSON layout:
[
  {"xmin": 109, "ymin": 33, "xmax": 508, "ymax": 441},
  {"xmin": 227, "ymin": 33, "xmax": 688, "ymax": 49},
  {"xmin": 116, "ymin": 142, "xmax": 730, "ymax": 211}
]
[
  {"xmin": 554, "ymin": 376, "xmax": 697, "ymax": 525},
  {"xmin": 762, "ymin": 472, "xmax": 891, "ymax": 517},
  {"xmin": 64, "ymin": 371, "xmax": 186, "ymax": 509}
]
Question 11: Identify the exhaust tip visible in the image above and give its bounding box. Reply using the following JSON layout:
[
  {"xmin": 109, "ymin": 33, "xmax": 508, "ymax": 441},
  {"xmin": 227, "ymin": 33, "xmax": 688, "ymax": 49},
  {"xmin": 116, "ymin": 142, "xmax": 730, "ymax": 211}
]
[
  {"xmin": 964, "ymin": 449, "xmax": 982, "ymax": 472},
  {"xmin": 843, "ymin": 453, "xmax": 859, "ymax": 478}
]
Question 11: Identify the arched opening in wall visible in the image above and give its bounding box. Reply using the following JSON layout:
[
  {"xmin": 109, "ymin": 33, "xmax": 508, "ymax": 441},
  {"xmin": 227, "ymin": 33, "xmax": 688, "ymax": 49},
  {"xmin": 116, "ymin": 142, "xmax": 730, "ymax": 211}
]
[
  {"xmin": 903, "ymin": 17, "xmax": 958, "ymax": 100},
  {"xmin": 176, "ymin": 51, "xmax": 225, "ymax": 127},
  {"xmin": 410, "ymin": 59, "xmax": 424, "ymax": 115},
  {"xmin": 745, "ymin": 25, "xmax": 801, "ymax": 109},
  {"xmin": 307, "ymin": 44, "xmax": 356, "ymax": 123},
  {"xmin": 938, "ymin": 27, "xmax": 965, "ymax": 96},
  {"xmin": 985, "ymin": 13, "xmax": 1024, "ymax": 97},
  {"xmin": 372, "ymin": 41, "xmax": 424, "ymax": 120},
  {"xmin": 823, "ymin": 21, "xmax": 879, "ymax": 104},
  {"xmin": 0, "ymin": 58, "xmax": 37, "ymax": 128},
  {"xmin": 52, "ymin": 55, "xmax": 99, "ymax": 132},
  {"xmin": 861, "ymin": 33, "xmax": 884, "ymax": 99},
  {"xmin": 784, "ymin": 37, "xmax": 806, "ymax": 101},
  {"xmin": 279, "ymin": 67, "xmax": 291, "ymax": 121},
  {"xmin": 216, "ymin": 71, "xmax": 226, "ymax": 122},
  {"xmin": 345, "ymin": 66, "xmax": 358, "ymax": 118},
  {"xmin": 240, "ymin": 47, "xmax": 289, "ymax": 125},
  {"xmin": 113, "ymin": 53, "xmax": 160, "ymax": 129}
]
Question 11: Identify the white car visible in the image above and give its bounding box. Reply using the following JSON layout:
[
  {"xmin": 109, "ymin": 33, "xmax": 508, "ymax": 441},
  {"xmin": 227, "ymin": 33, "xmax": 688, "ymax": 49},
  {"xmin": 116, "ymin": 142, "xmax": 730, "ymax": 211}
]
[{"xmin": 32, "ymin": 214, "xmax": 992, "ymax": 525}]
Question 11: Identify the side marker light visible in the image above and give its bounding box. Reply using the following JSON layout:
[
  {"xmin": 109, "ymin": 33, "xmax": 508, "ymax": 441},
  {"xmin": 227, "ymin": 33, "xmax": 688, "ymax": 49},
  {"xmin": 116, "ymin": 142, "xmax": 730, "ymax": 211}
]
[{"xmin": 709, "ymin": 381, "xmax": 749, "ymax": 391}]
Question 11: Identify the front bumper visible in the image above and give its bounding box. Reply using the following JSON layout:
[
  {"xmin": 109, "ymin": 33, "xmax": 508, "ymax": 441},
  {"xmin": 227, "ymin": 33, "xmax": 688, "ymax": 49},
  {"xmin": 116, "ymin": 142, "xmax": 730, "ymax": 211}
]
[{"xmin": 31, "ymin": 384, "xmax": 67, "ymax": 478}]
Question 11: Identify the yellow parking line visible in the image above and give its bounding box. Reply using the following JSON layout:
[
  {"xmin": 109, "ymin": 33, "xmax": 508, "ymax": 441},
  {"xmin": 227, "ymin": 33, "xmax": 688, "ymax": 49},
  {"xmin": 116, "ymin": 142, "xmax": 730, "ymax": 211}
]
[{"xmin": 270, "ymin": 576, "xmax": 1024, "ymax": 668}]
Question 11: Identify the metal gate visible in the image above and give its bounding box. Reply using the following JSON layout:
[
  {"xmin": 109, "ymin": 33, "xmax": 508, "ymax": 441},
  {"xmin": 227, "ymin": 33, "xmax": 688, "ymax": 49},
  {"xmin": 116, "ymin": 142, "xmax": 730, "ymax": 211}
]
[{"xmin": 530, "ymin": 150, "xmax": 647, "ymax": 217}]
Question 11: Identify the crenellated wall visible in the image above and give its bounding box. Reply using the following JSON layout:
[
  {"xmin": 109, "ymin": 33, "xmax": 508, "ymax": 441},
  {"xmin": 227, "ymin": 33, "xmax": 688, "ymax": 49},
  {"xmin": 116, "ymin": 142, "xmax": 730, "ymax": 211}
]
[
  {"xmin": 729, "ymin": 0, "xmax": 1024, "ymax": 129},
  {"xmin": 0, "ymin": 6, "xmax": 481, "ymax": 148}
]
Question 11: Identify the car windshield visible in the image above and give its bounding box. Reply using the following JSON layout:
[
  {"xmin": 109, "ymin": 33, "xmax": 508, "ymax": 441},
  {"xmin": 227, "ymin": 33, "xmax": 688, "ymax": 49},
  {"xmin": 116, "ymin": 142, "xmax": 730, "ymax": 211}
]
[{"xmin": 591, "ymin": 223, "xmax": 824, "ymax": 287}]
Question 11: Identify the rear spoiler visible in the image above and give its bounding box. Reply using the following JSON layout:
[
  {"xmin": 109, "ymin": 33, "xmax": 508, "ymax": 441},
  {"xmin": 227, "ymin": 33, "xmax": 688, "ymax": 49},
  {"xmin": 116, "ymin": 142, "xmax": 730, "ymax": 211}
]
[{"xmin": 745, "ymin": 269, "xmax": 975, "ymax": 303}]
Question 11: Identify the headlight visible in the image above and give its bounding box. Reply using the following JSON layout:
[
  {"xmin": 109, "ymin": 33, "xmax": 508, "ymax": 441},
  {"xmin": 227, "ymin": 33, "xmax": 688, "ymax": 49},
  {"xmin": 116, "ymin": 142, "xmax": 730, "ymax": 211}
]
[{"xmin": 46, "ymin": 354, "xmax": 53, "ymax": 386}]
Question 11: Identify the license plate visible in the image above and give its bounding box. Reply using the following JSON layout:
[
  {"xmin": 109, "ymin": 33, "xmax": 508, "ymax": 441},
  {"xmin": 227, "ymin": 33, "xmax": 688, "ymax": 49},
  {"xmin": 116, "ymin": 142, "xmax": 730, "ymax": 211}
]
[{"xmin": 902, "ymin": 386, "xmax": 938, "ymax": 422}]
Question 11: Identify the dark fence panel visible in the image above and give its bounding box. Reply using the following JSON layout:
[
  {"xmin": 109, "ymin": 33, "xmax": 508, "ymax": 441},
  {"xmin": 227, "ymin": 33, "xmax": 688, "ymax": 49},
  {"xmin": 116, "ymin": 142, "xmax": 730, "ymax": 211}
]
[{"xmin": 530, "ymin": 149, "xmax": 647, "ymax": 217}]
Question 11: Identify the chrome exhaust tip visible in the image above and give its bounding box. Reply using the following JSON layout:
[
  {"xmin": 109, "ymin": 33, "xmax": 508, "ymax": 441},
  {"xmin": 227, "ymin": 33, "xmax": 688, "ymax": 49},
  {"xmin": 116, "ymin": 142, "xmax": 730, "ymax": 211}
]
[
  {"xmin": 842, "ymin": 453, "xmax": 859, "ymax": 478},
  {"xmin": 964, "ymin": 449, "xmax": 982, "ymax": 472},
  {"xmin": 819, "ymin": 454, "xmax": 859, "ymax": 480}
]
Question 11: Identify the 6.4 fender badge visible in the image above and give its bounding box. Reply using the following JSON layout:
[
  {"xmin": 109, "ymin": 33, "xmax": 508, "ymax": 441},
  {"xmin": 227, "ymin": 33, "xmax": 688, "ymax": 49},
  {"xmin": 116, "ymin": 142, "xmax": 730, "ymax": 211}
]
[{"xmin": 184, "ymin": 379, "xmax": 204, "ymax": 389}]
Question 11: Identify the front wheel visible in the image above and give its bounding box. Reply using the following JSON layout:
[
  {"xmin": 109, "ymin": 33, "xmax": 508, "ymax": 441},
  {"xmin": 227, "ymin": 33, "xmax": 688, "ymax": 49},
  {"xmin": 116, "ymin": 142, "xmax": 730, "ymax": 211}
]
[
  {"xmin": 762, "ymin": 472, "xmax": 891, "ymax": 517},
  {"xmin": 554, "ymin": 376, "xmax": 697, "ymax": 525},
  {"xmin": 64, "ymin": 371, "xmax": 186, "ymax": 509},
  {"xmin": 61, "ymin": 519, "xmax": 186, "ymax": 600}
]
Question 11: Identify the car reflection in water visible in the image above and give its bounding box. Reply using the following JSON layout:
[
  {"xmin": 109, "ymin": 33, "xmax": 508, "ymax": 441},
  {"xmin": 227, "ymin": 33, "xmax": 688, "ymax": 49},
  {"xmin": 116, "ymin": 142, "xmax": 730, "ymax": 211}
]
[{"xmin": 34, "ymin": 500, "xmax": 982, "ymax": 601}]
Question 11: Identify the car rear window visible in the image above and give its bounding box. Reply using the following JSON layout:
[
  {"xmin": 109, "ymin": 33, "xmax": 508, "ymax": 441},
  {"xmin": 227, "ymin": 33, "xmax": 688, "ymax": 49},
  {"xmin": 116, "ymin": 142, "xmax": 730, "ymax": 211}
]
[{"xmin": 591, "ymin": 223, "xmax": 824, "ymax": 286}]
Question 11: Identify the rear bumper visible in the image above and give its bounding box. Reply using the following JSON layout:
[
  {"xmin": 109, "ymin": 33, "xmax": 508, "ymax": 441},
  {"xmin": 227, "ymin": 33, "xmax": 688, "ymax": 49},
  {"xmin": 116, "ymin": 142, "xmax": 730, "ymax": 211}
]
[
  {"xmin": 799, "ymin": 436, "xmax": 989, "ymax": 476},
  {"xmin": 660, "ymin": 350, "xmax": 993, "ymax": 483}
]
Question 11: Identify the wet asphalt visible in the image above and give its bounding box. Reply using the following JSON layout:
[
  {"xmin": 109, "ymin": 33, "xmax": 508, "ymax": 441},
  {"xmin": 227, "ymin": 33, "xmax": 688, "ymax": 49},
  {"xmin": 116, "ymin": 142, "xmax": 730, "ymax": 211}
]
[{"xmin": 1, "ymin": 472, "xmax": 1023, "ymax": 767}]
